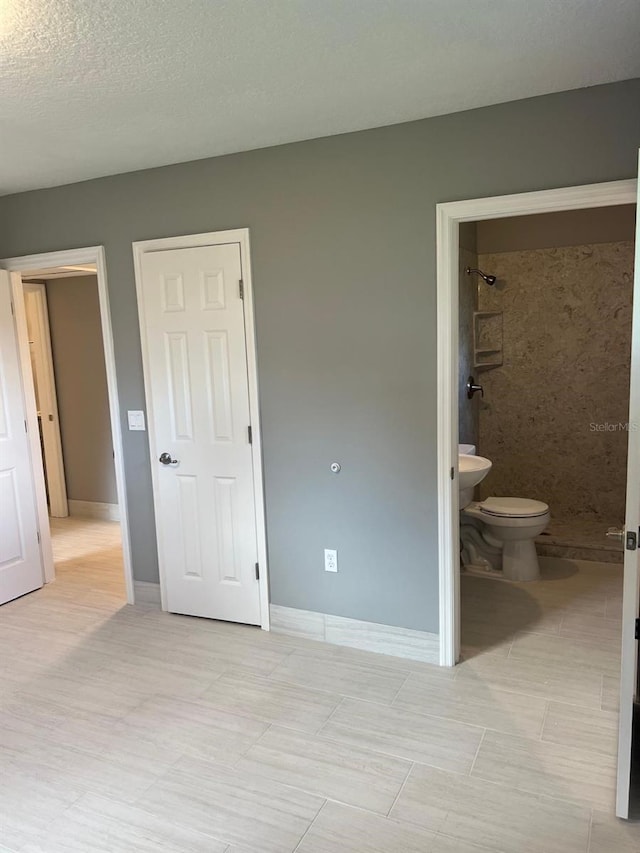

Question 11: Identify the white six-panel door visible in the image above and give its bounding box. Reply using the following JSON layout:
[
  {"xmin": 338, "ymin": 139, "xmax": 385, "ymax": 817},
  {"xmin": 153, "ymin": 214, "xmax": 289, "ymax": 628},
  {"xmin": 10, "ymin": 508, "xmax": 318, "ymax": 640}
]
[
  {"xmin": 0, "ymin": 271, "xmax": 43, "ymax": 605},
  {"xmin": 138, "ymin": 242, "xmax": 261, "ymax": 624}
]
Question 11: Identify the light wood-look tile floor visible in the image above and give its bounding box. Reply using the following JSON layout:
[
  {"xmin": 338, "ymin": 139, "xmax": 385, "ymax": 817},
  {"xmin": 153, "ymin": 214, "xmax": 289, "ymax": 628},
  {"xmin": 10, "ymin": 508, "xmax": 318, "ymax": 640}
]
[{"xmin": 1, "ymin": 522, "xmax": 639, "ymax": 852}]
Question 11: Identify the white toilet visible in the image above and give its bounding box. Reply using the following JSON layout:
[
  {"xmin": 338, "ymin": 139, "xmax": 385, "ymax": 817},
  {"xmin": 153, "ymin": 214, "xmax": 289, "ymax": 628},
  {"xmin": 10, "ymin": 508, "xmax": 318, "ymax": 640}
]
[{"xmin": 460, "ymin": 496, "xmax": 550, "ymax": 582}]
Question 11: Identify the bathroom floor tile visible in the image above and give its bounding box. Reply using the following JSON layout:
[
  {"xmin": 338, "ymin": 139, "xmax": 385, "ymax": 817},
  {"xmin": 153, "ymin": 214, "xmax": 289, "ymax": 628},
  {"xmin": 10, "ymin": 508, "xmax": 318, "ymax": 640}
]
[
  {"xmin": 113, "ymin": 694, "xmax": 270, "ymax": 766},
  {"xmin": 199, "ymin": 670, "xmax": 342, "ymax": 733},
  {"xmin": 237, "ymin": 725, "xmax": 410, "ymax": 814},
  {"xmin": 601, "ymin": 675, "xmax": 620, "ymax": 712},
  {"xmin": 268, "ymin": 650, "xmax": 407, "ymax": 704},
  {"xmin": 393, "ymin": 670, "xmax": 547, "ymax": 739},
  {"xmin": 19, "ymin": 792, "xmax": 227, "ymax": 853},
  {"xmin": 508, "ymin": 631, "xmax": 620, "ymax": 674},
  {"xmin": 456, "ymin": 649, "xmax": 604, "ymax": 708},
  {"xmin": 0, "ymin": 760, "xmax": 82, "ymax": 851},
  {"xmin": 430, "ymin": 836, "xmax": 503, "ymax": 853},
  {"xmin": 390, "ymin": 763, "xmax": 591, "ymax": 853},
  {"xmin": 471, "ymin": 729, "xmax": 616, "ymax": 811},
  {"xmin": 588, "ymin": 808, "xmax": 640, "ymax": 852},
  {"xmin": 558, "ymin": 610, "xmax": 622, "ymax": 646},
  {"xmin": 295, "ymin": 800, "xmax": 438, "ymax": 853},
  {"xmin": 542, "ymin": 701, "xmax": 618, "ymax": 756},
  {"xmin": 318, "ymin": 696, "xmax": 484, "ymax": 774},
  {"xmin": 605, "ymin": 594, "xmax": 623, "ymax": 621},
  {"xmin": 136, "ymin": 755, "xmax": 324, "ymax": 852}
]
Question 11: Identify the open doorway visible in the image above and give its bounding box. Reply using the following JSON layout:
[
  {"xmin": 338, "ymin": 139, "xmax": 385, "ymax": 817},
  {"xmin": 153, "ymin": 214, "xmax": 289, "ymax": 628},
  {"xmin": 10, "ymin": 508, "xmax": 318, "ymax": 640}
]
[
  {"xmin": 458, "ymin": 204, "xmax": 635, "ymax": 586},
  {"xmin": 2, "ymin": 247, "xmax": 133, "ymax": 606},
  {"xmin": 21, "ymin": 265, "xmax": 125, "ymax": 603},
  {"xmin": 436, "ymin": 177, "xmax": 640, "ymax": 820}
]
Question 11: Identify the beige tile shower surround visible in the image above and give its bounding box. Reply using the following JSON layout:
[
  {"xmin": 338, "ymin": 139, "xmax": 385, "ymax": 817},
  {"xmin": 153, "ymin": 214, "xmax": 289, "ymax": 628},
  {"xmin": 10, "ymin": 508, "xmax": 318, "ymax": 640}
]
[
  {"xmin": 0, "ymin": 516, "xmax": 637, "ymax": 851},
  {"xmin": 475, "ymin": 241, "xmax": 634, "ymax": 527},
  {"xmin": 459, "ymin": 244, "xmax": 480, "ymax": 448}
]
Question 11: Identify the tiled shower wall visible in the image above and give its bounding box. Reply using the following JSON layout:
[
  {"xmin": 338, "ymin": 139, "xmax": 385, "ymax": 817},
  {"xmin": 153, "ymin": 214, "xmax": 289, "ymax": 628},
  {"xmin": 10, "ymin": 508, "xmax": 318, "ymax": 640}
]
[
  {"xmin": 459, "ymin": 223, "xmax": 479, "ymax": 448},
  {"xmin": 475, "ymin": 240, "xmax": 634, "ymax": 524}
]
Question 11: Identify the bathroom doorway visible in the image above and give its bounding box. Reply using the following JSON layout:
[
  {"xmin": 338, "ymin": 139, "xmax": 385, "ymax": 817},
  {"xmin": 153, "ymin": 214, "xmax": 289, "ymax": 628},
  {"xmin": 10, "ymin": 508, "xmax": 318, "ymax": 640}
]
[
  {"xmin": 459, "ymin": 204, "xmax": 636, "ymax": 575},
  {"xmin": 435, "ymin": 177, "xmax": 640, "ymax": 820}
]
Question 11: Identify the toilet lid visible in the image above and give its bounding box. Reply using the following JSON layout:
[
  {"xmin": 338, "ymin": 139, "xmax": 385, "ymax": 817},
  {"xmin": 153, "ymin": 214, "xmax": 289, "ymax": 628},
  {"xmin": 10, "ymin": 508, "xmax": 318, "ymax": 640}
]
[{"xmin": 480, "ymin": 497, "xmax": 549, "ymax": 518}]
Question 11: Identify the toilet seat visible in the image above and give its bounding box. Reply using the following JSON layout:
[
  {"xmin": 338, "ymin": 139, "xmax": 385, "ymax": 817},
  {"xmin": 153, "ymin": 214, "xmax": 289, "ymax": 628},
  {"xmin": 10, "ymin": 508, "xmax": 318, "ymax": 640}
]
[{"xmin": 479, "ymin": 497, "xmax": 549, "ymax": 519}]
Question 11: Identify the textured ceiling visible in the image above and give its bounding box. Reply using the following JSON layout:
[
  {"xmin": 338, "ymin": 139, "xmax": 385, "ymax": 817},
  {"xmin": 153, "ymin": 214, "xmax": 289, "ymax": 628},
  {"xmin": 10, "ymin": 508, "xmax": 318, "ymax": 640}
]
[{"xmin": 1, "ymin": 0, "xmax": 639, "ymax": 195}]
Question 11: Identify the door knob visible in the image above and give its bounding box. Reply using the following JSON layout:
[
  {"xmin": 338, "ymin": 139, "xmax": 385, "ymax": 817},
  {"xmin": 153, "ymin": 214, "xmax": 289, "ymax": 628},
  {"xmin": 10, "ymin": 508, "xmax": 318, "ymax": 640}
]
[
  {"xmin": 466, "ymin": 376, "xmax": 484, "ymax": 399},
  {"xmin": 159, "ymin": 452, "xmax": 179, "ymax": 466}
]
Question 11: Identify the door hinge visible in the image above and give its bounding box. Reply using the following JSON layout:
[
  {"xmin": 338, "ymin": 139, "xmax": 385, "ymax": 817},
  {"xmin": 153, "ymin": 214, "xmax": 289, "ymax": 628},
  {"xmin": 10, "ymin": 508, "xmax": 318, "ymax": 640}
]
[
  {"xmin": 627, "ymin": 530, "xmax": 637, "ymax": 551},
  {"xmin": 450, "ymin": 467, "xmax": 454, "ymax": 480},
  {"xmin": 255, "ymin": 562, "xmax": 260, "ymax": 580},
  {"xmin": 239, "ymin": 279, "xmax": 244, "ymax": 300},
  {"xmin": 10, "ymin": 299, "xmax": 14, "ymax": 316},
  {"xmin": 636, "ymin": 618, "xmax": 640, "ymax": 641},
  {"xmin": 248, "ymin": 425, "xmax": 253, "ymax": 444},
  {"xmin": 37, "ymin": 530, "xmax": 41, "ymax": 544},
  {"xmin": 24, "ymin": 419, "xmax": 27, "ymax": 433}
]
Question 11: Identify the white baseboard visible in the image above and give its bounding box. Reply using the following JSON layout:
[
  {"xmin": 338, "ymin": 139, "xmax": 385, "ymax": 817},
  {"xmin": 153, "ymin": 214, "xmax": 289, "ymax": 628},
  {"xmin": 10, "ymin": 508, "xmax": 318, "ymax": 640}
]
[
  {"xmin": 134, "ymin": 581, "xmax": 161, "ymax": 607},
  {"xmin": 270, "ymin": 604, "xmax": 440, "ymax": 664},
  {"xmin": 68, "ymin": 499, "xmax": 120, "ymax": 522}
]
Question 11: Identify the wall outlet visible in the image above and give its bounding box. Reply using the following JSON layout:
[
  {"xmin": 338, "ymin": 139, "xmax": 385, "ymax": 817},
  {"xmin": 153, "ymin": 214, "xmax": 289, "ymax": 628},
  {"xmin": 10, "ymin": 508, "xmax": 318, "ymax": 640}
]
[{"xmin": 324, "ymin": 548, "xmax": 338, "ymax": 573}]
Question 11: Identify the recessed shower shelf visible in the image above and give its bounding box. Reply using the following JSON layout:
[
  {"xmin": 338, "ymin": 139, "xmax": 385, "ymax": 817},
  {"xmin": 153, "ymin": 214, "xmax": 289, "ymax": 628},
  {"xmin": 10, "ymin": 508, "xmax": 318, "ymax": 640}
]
[{"xmin": 473, "ymin": 311, "xmax": 503, "ymax": 370}]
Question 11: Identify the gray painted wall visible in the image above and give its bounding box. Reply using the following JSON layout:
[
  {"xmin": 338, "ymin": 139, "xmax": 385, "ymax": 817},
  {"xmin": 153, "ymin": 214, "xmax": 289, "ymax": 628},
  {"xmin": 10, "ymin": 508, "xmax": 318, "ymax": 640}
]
[
  {"xmin": 46, "ymin": 275, "xmax": 118, "ymax": 505},
  {"xmin": 0, "ymin": 80, "xmax": 638, "ymax": 633}
]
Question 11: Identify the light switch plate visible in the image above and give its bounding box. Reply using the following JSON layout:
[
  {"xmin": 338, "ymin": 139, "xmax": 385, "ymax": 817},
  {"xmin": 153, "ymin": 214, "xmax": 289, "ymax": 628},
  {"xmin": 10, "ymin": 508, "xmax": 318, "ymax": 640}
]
[{"xmin": 127, "ymin": 410, "xmax": 146, "ymax": 431}]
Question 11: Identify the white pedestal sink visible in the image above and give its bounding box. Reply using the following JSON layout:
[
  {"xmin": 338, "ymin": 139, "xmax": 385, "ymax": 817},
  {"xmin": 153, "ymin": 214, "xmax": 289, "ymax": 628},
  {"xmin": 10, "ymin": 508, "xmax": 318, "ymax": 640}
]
[{"xmin": 459, "ymin": 454, "xmax": 492, "ymax": 507}]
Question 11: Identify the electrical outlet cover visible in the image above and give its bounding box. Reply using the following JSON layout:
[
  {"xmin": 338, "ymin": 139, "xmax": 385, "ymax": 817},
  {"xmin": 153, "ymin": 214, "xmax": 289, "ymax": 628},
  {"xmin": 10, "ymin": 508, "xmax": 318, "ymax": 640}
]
[{"xmin": 324, "ymin": 548, "xmax": 338, "ymax": 572}]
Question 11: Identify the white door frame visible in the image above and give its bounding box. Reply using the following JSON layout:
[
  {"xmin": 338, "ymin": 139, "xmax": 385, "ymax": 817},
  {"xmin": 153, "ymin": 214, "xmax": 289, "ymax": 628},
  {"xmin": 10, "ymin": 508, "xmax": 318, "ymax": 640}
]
[
  {"xmin": 132, "ymin": 229, "xmax": 270, "ymax": 630},
  {"xmin": 1, "ymin": 247, "xmax": 135, "ymax": 604},
  {"xmin": 22, "ymin": 282, "xmax": 69, "ymax": 518},
  {"xmin": 436, "ymin": 178, "xmax": 637, "ymax": 667}
]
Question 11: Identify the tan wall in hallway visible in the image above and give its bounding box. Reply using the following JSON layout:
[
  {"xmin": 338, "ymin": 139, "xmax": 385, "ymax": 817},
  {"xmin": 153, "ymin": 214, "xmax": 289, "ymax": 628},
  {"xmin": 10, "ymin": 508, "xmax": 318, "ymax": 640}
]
[
  {"xmin": 477, "ymin": 241, "xmax": 634, "ymax": 524},
  {"xmin": 46, "ymin": 275, "xmax": 118, "ymax": 505}
]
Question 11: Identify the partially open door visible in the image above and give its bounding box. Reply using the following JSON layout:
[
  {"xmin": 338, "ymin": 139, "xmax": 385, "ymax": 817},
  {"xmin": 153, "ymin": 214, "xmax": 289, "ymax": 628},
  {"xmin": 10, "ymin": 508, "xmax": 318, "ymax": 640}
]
[
  {"xmin": 0, "ymin": 271, "xmax": 43, "ymax": 605},
  {"xmin": 617, "ymin": 157, "xmax": 640, "ymax": 818},
  {"xmin": 23, "ymin": 282, "xmax": 68, "ymax": 518}
]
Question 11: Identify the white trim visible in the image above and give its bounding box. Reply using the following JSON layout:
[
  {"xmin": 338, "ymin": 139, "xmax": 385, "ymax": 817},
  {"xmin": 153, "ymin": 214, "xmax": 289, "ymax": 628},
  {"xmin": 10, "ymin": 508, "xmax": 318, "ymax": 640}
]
[
  {"xmin": 132, "ymin": 229, "xmax": 270, "ymax": 630},
  {"xmin": 133, "ymin": 580, "xmax": 162, "ymax": 607},
  {"xmin": 1, "ymin": 247, "xmax": 135, "ymax": 605},
  {"xmin": 436, "ymin": 179, "xmax": 638, "ymax": 667},
  {"xmin": 22, "ymin": 282, "xmax": 68, "ymax": 518},
  {"xmin": 270, "ymin": 604, "xmax": 440, "ymax": 664},
  {"xmin": 68, "ymin": 499, "xmax": 120, "ymax": 522}
]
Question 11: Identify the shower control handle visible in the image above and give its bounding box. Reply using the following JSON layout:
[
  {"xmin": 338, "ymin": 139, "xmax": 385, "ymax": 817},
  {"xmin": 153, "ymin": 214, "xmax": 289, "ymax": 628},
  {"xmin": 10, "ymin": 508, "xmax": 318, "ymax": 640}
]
[{"xmin": 466, "ymin": 376, "xmax": 484, "ymax": 399}]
